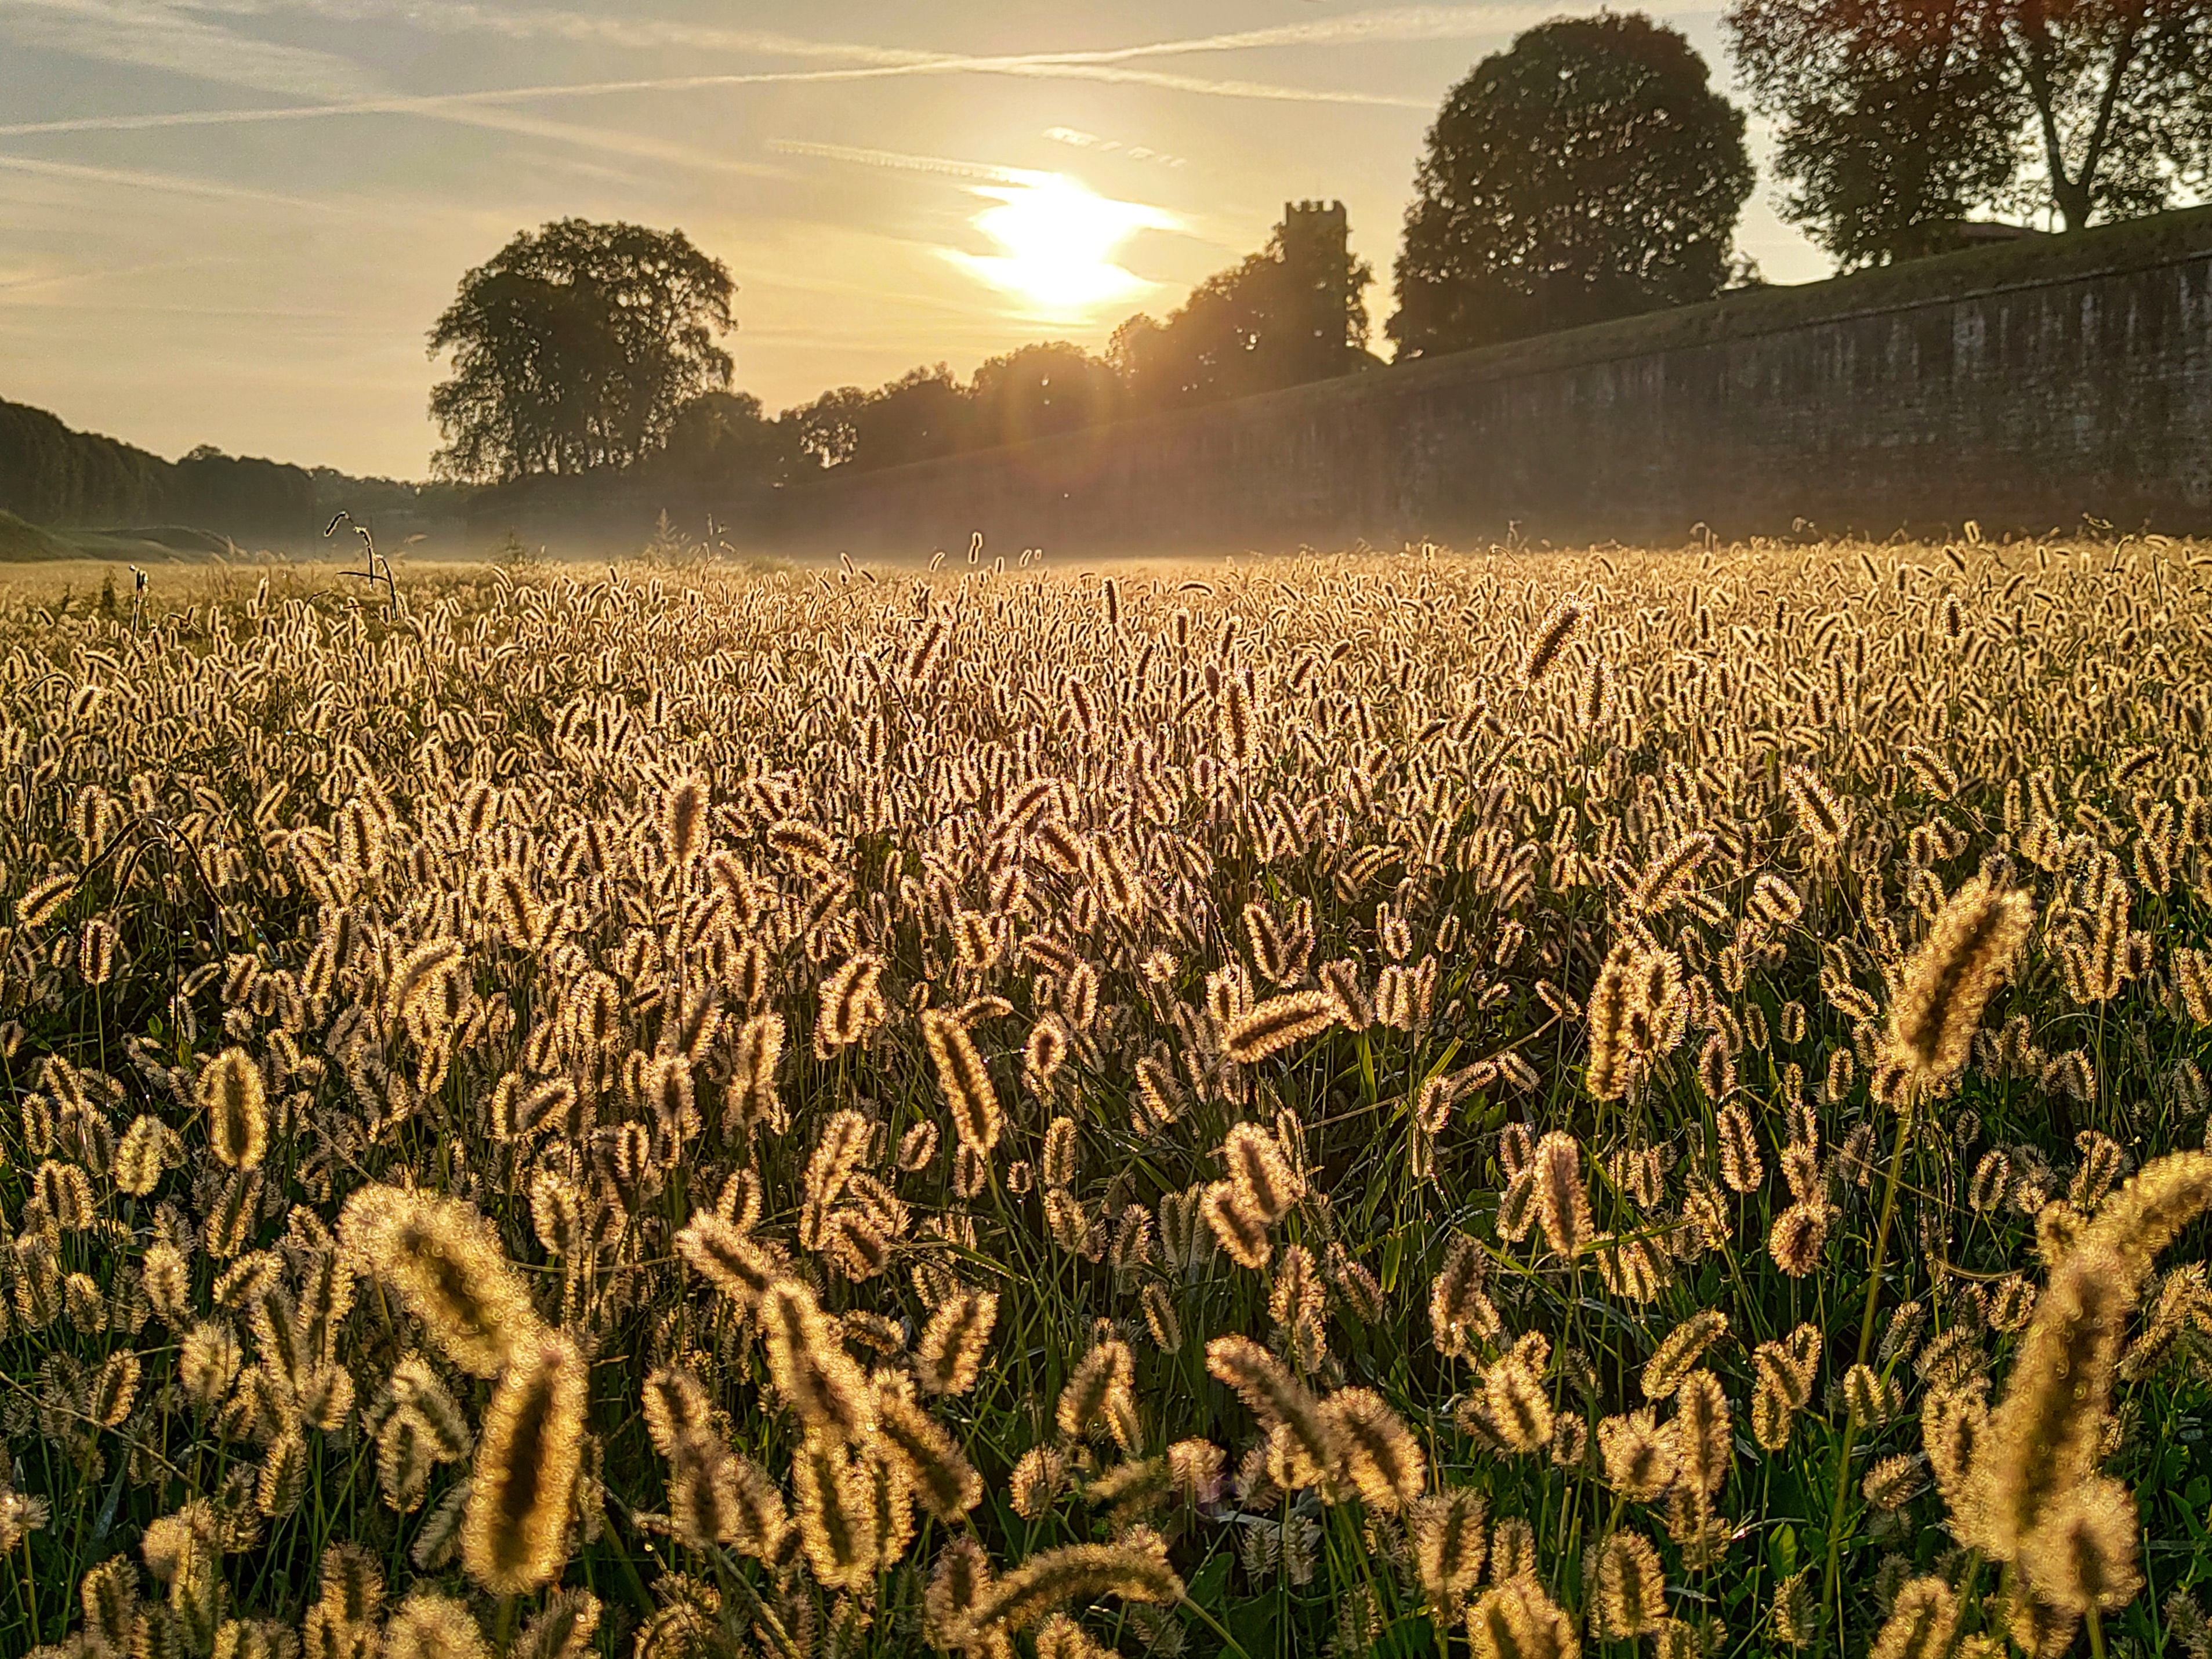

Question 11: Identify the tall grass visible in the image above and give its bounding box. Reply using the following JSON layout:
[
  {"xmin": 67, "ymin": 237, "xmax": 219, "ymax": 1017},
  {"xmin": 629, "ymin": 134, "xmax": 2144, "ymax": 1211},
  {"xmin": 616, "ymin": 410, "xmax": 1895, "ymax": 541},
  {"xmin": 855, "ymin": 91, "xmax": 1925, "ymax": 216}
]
[{"xmin": 0, "ymin": 533, "xmax": 2209, "ymax": 1659}]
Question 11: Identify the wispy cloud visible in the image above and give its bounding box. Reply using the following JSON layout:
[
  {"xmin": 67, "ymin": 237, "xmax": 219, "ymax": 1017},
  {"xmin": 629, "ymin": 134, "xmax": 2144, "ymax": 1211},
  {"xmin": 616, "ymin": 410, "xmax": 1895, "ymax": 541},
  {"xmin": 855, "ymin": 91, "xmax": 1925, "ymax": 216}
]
[
  {"xmin": 766, "ymin": 140, "xmax": 1047, "ymax": 188},
  {"xmin": 0, "ymin": 253, "xmax": 237, "ymax": 303},
  {"xmin": 0, "ymin": 66, "xmax": 1426, "ymax": 148},
  {"xmin": 7, "ymin": 0, "xmax": 377, "ymax": 99},
  {"xmin": 0, "ymin": 1, "xmax": 789, "ymax": 173},
  {"xmin": 0, "ymin": 0, "xmax": 1474, "ymax": 153},
  {"xmin": 0, "ymin": 151, "xmax": 347, "ymax": 210},
  {"xmin": 1043, "ymin": 128, "xmax": 1188, "ymax": 169},
  {"xmin": 173, "ymin": 0, "xmax": 1667, "ymax": 66}
]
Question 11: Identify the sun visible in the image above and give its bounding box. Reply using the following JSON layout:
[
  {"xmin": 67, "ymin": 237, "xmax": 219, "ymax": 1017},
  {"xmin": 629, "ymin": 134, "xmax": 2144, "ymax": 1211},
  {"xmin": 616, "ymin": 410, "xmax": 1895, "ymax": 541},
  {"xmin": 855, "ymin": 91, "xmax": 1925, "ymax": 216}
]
[{"xmin": 945, "ymin": 174, "xmax": 1178, "ymax": 318}]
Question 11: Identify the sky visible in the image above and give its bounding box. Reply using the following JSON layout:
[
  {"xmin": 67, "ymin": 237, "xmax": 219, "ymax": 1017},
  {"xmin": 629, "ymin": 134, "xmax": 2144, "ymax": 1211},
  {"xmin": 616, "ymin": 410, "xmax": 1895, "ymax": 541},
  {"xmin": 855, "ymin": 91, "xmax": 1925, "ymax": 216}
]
[{"xmin": 0, "ymin": 1, "xmax": 1833, "ymax": 480}]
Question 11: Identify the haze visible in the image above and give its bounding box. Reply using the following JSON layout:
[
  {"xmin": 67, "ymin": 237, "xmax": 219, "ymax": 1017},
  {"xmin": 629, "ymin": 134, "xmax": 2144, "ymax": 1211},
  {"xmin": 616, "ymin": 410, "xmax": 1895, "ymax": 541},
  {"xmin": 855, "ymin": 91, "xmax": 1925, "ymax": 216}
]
[{"xmin": 0, "ymin": 0, "xmax": 1829, "ymax": 480}]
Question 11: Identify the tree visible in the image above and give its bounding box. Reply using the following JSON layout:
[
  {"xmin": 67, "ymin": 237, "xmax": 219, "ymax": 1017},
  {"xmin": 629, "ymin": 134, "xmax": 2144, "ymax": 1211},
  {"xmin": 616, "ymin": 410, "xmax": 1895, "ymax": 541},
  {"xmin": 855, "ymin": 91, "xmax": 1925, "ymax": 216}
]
[
  {"xmin": 786, "ymin": 367, "xmax": 968, "ymax": 474},
  {"xmin": 968, "ymin": 343, "xmax": 1123, "ymax": 446},
  {"xmin": 846, "ymin": 366, "xmax": 967, "ymax": 471},
  {"xmin": 1730, "ymin": 0, "xmax": 2212, "ymax": 253},
  {"xmin": 1114, "ymin": 209, "xmax": 1374, "ymax": 414},
  {"xmin": 173, "ymin": 446, "xmax": 317, "ymax": 537},
  {"xmin": 1388, "ymin": 14, "xmax": 1754, "ymax": 359},
  {"xmin": 1727, "ymin": 0, "xmax": 2019, "ymax": 264},
  {"xmin": 654, "ymin": 391, "xmax": 795, "ymax": 486},
  {"xmin": 427, "ymin": 219, "xmax": 734, "ymax": 482}
]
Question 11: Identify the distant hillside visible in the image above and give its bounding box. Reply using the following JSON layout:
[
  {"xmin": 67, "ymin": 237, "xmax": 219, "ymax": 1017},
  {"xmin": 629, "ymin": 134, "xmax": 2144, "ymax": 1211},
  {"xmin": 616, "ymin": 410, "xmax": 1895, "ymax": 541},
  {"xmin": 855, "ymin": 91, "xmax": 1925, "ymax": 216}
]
[{"xmin": 0, "ymin": 397, "xmax": 464, "ymax": 546}]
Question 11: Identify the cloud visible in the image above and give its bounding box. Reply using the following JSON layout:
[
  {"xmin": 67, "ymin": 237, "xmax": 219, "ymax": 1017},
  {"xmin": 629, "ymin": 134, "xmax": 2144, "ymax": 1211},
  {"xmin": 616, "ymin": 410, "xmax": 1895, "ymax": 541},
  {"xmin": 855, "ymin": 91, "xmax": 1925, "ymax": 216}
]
[
  {"xmin": 0, "ymin": 0, "xmax": 1458, "ymax": 154},
  {"xmin": 1043, "ymin": 128, "xmax": 1187, "ymax": 169},
  {"xmin": 0, "ymin": 151, "xmax": 347, "ymax": 210},
  {"xmin": 0, "ymin": 1, "xmax": 788, "ymax": 174},
  {"xmin": 767, "ymin": 140, "xmax": 1047, "ymax": 188},
  {"xmin": 4, "ymin": 0, "xmax": 377, "ymax": 99},
  {"xmin": 0, "ymin": 254, "xmax": 237, "ymax": 304},
  {"xmin": 174, "ymin": 0, "xmax": 1678, "ymax": 67}
]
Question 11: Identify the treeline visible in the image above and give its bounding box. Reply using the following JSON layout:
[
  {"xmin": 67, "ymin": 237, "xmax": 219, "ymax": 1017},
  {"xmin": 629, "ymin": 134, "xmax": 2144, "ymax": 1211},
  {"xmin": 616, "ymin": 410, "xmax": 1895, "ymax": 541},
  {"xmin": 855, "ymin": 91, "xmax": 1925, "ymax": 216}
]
[
  {"xmin": 0, "ymin": 398, "xmax": 465, "ymax": 540},
  {"xmin": 720, "ymin": 218, "xmax": 1373, "ymax": 480},
  {"xmin": 451, "ymin": 210, "xmax": 1374, "ymax": 495}
]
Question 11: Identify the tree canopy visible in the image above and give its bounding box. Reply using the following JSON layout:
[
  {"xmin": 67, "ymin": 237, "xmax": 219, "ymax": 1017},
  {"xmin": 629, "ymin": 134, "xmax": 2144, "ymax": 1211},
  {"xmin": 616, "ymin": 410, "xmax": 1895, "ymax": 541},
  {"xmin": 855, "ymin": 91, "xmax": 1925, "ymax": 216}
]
[
  {"xmin": 1388, "ymin": 13, "xmax": 1756, "ymax": 359},
  {"xmin": 968, "ymin": 343, "xmax": 1125, "ymax": 448},
  {"xmin": 428, "ymin": 219, "xmax": 735, "ymax": 483},
  {"xmin": 1729, "ymin": 0, "xmax": 2212, "ymax": 260},
  {"xmin": 1113, "ymin": 218, "xmax": 1374, "ymax": 411},
  {"xmin": 0, "ymin": 398, "xmax": 456, "ymax": 542}
]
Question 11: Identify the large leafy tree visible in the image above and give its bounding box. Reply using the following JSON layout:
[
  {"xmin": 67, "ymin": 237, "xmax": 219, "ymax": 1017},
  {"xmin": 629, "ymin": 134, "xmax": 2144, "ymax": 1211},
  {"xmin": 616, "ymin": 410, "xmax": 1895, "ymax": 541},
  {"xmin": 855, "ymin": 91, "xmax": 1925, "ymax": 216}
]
[
  {"xmin": 1727, "ymin": 0, "xmax": 2019, "ymax": 264},
  {"xmin": 1730, "ymin": 0, "xmax": 2212, "ymax": 260},
  {"xmin": 427, "ymin": 219, "xmax": 734, "ymax": 482},
  {"xmin": 1388, "ymin": 14, "xmax": 1754, "ymax": 359}
]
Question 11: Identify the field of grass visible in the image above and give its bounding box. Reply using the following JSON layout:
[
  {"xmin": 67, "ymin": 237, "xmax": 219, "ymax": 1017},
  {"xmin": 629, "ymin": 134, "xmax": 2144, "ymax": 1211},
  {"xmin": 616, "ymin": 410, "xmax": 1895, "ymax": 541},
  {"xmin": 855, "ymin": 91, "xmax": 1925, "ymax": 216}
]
[{"xmin": 1, "ymin": 533, "xmax": 2210, "ymax": 1659}]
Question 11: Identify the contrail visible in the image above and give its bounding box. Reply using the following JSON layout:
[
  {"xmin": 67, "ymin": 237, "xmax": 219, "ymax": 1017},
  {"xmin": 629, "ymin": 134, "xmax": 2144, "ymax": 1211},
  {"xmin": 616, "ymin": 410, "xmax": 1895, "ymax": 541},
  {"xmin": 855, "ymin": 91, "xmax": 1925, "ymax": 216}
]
[
  {"xmin": 0, "ymin": 64, "xmax": 1424, "ymax": 144},
  {"xmin": 0, "ymin": 7, "xmax": 1448, "ymax": 146},
  {"xmin": 0, "ymin": 151, "xmax": 347, "ymax": 210},
  {"xmin": 171, "ymin": 1, "xmax": 1697, "ymax": 66},
  {"xmin": 766, "ymin": 140, "xmax": 1052, "ymax": 188}
]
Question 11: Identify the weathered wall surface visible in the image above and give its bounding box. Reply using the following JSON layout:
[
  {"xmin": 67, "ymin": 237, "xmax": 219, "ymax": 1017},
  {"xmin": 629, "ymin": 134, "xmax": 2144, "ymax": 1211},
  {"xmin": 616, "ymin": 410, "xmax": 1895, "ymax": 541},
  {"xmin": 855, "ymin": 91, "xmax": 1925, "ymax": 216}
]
[{"xmin": 499, "ymin": 209, "xmax": 2212, "ymax": 557}]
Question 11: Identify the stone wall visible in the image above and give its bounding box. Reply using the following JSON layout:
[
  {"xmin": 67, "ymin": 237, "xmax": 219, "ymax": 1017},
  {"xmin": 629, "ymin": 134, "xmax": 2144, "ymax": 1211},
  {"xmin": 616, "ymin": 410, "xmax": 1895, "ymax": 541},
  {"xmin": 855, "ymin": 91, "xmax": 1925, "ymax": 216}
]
[{"xmin": 498, "ymin": 208, "xmax": 2212, "ymax": 558}]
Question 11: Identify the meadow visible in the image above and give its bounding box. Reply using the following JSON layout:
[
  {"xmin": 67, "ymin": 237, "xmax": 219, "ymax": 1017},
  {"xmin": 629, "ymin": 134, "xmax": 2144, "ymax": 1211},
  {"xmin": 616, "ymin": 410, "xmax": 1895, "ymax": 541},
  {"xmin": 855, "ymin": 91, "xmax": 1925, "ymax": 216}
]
[{"xmin": 0, "ymin": 533, "xmax": 2209, "ymax": 1659}]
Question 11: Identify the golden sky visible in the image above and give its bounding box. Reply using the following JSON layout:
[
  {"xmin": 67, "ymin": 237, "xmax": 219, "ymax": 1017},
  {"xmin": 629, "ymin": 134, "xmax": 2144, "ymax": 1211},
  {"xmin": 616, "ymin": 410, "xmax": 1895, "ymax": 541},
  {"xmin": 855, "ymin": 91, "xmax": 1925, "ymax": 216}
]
[{"xmin": 0, "ymin": 1, "xmax": 1827, "ymax": 478}]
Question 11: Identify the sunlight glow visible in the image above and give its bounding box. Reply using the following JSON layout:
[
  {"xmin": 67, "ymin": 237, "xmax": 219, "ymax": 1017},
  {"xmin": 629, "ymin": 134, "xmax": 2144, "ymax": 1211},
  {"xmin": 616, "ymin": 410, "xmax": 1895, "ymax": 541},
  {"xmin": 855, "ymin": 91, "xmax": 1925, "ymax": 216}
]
[{"xmin": 944, "ymin": 174, "xmax": 1178, "ymax": 318}]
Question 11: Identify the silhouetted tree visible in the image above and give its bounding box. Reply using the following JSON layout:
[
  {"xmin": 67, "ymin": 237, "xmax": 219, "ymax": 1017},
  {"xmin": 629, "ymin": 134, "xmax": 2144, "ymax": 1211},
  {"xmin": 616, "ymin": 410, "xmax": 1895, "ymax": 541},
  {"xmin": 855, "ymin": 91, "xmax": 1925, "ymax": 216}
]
[
  {"xmin": 655, "ymin": 391, "xmax": 796, "ymax": 484},
  {"xmin": 786, "ymin": 367, "xmax": 969, "ymax": 474},
  {"xmin": 968, "ymin": 343, "xmax": 1123, "ymax": 446},
  {"xmin": 1389, "ymin": 14, "xmax": 1754, "ymax": 358},
  {"xmin": 1729, "ymin": 0, "xmax": 2212, "ymax": 253},
  {"xmin": 0, "ymin": 399, "xmax": 170, "ymax": 525},
  {"xmin": 173, "ymin": 446, "xmax": 318, "ymax": 536},
  {"xmin": 785, "ymin": 387, "xmax": 869, "ymax": 472},
  {"xmin": 427, "ymin": 219, "xmax": 735, "ymax": 482},
  {"xmin": 850, "ymin": 366, "xmax": 966, "ymax": 470},
  {"xmin": 0, "ymin": 396, "xmax": 456, "ymax": 539},
  {"xmin": 1114, "ymin": 211, "xmax": 1373, "ymax": 413}
]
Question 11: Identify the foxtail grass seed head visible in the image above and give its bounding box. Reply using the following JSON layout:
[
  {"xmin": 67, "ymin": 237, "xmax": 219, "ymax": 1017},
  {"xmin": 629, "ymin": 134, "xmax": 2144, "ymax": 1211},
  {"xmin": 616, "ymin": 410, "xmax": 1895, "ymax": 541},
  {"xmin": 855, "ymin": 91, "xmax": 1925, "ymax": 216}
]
[
  {"xmin": 967, "ymin": 1531, "xmax": 1183, "ymax": 1635},
  {"xmin": 339, "ymin": 1186, "xmax": 541, "ymax": 1377},
  {"xmin": 2017, "ymin": 1475, "xmax": 2142, "ymax": 1614},
  {"xmin": 462, "ymin": 1333, "xmax": 586, "ymax": 1596},
  {"xmin": 873, "ymin": 1375, "xmax": 983, "ymax": 1521},
  {"xmin": 1888, "ymin": 875, "xmax": 2035, "ymax": 1090},
  {"xmin": 1784, "ymin": 764, "xmax": 1848, "ymax": 847},
  {"xmin": 1206, "ymin": 1334, "xmax": 1335, "ymax": 1486},
  {"xmin": 660, "ymin": 775, "xmax": 710, "ymax": 867},
  {"xmin": 1220, "ymin": 1121, "xmax": 1306, "ymax": 1223},
  {"xmin": 1584, "ymin": 942, "xmax": 1638, "ymax": 1101},
  {"xmin": 1322, "ymin": 1387, "xmax": 1426, "ymax": 1510},
  {"xmin": 1521, "ymin": 596, "xmax": 1585, "ymax": 684},
  {"xmin": 199, "ymin": 1048, "xmax": 267, "ymax": 1170},
  {"xmin": 1413, "ymin": 1489, "xmax": 1488, "ymax": 1613},
  {"xmin": 1531, "ymin": 1132, "xmax": 1590, "ymax": 1258},
  {"xmin": 914, "ymin": 1287, "xmax": 997, "ymax": 1395},
  {"xmin": 1643, "ymin": 1310, "xmax": 1727, "ymax": 1399},
  {"xmin": 14, "ymin": 538, "xmax": 2212, "ymax": 1659},
  {"xmin": 675, "ymin": 1209, "xmax": 776, "ymax": 1309},
  {"xmin": 761, "ymin": 1279, "xmax": 875, "ymax": 1439},
  {"xmin": 385, "ymin": 1594, "xmax": 491, "ymax": 1659},
  {"xmin": 1222, "ymin": 989, "xmax": 1340, "ymax": 1063},
  {"xmin": 1592, "ymin": 1531, "xmax": 1666, "ymax": 1639},
  {"xmin": 922, "ymin": 1006, "xmax": 1004, "ymax": 1153}
]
